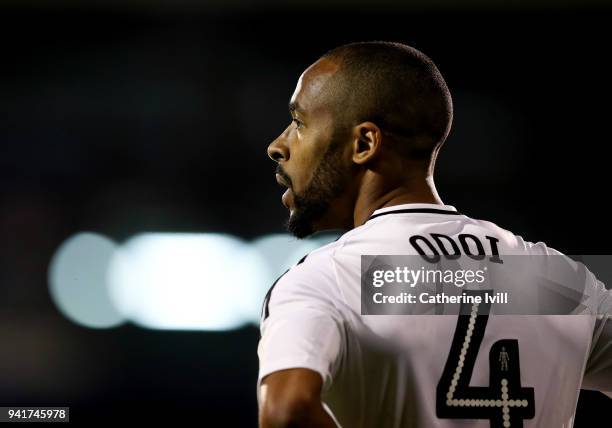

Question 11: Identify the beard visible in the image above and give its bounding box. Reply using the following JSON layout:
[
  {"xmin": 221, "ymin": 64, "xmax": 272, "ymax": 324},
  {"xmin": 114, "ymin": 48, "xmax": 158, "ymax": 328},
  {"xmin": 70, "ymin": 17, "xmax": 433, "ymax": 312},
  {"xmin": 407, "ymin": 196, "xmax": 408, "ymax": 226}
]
[{"xmin": 282, "ymin": 140, "xmax": 351, "ymax": 239}]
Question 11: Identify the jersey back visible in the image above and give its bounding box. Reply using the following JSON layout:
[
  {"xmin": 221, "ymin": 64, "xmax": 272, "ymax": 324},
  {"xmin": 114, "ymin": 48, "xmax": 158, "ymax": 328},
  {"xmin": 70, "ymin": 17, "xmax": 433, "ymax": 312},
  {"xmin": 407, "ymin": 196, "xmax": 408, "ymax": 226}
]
[{"xmin": 257, "ymin": 203, "xmax": 611, "ymax": 428}]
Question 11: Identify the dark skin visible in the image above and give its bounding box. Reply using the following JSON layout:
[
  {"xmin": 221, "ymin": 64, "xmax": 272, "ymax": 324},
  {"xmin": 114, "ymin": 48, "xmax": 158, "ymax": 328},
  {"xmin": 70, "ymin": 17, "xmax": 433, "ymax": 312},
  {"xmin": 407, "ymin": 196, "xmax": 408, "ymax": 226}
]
[{"xmin": 260, "ymin": 57, "xmax": 445, "ymax": 428}]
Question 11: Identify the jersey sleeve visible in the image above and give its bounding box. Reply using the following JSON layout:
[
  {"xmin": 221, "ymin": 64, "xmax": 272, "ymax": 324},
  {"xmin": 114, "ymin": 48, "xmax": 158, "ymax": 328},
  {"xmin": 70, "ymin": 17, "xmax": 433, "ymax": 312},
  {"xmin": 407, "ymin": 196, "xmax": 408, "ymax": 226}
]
[
  {"xmin": 524, "ymin": 243, "xmax": 612, "ymax": 393},
  {"xmin": 582, "ymin": 271, "xmax": 612, "ymax": 393},
  {"xmin": 256, "ymin": 258, "xmax": 345, "ymax": 397}
]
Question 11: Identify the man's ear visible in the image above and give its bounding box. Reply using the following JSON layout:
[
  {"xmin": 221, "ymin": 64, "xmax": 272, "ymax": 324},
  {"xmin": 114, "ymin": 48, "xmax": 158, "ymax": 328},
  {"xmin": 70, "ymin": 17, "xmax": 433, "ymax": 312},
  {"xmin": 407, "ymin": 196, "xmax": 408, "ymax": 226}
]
[{"xmin": 351, "ymin": 121, "xmax": 382, "ymax": 165}]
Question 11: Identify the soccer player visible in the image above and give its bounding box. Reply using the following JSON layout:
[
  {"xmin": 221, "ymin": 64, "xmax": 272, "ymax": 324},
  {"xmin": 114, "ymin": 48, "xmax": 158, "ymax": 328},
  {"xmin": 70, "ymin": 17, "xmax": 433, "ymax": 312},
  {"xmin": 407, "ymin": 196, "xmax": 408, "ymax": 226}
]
[{"xmin": 257, "ymin": 41, "xmax": 612, "ymax": 427}]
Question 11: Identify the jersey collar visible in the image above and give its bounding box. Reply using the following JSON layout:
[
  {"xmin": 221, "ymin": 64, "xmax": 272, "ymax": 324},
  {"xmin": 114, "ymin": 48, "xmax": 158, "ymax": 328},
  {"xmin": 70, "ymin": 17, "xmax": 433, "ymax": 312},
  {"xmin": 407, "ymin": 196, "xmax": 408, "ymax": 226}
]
[{"xmin": 366, "ymin": 203, "xmax": 461, "ymax": 222}]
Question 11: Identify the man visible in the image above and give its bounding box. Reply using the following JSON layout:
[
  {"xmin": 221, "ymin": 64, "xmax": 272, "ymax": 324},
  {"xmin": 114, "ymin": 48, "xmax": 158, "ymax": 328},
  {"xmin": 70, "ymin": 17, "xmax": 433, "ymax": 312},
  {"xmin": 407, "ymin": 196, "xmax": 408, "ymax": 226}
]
[{"xmin": 257, "ymin": 41, "xmax": 612, "ymax": 427}]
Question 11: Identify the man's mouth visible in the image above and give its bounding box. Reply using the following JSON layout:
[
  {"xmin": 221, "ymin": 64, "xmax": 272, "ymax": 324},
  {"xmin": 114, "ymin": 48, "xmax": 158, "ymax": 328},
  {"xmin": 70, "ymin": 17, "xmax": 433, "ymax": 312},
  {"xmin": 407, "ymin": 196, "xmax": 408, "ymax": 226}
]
[
  {"xmin": 275, "ymin": 173, "xmax": 290, "ymax": 188},
  {"xmin": 275, "ymin": 173, "xmax": 293, "ymax": 210},
  {"xmin": 281, "ymin": 188, "xmax": 292, "ymax": 209}
]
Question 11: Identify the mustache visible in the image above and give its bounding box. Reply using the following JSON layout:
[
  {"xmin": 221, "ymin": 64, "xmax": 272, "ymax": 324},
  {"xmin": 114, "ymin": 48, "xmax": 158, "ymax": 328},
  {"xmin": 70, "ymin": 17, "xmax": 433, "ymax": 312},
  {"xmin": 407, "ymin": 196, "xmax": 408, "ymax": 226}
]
[{"xmin": 275, "ymin": 165, "xmax": 293, "ymax": 188}]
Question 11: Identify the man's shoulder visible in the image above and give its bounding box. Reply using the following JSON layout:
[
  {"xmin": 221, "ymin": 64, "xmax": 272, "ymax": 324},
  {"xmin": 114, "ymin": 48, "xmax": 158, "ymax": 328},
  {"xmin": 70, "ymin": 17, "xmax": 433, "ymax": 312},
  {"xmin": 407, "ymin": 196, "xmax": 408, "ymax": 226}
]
[
  {"xmin": 260, "ymin": 238, "xmax": 343, "ymax": 322},
  {"xmin": 277, "ymin": 237, "xmax": 343, "ymax": 285},
  {"xmin": 470, "ymin": 217, "xmax": 564, "ymax": 256}
]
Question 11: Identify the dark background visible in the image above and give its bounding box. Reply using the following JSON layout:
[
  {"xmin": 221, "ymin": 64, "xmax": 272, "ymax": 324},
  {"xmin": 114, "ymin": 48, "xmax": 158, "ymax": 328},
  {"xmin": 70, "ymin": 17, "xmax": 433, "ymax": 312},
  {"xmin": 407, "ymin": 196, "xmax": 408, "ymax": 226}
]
[{"xmin": 1, "ymin": 1, "xmax": 610, "ymax": 426}]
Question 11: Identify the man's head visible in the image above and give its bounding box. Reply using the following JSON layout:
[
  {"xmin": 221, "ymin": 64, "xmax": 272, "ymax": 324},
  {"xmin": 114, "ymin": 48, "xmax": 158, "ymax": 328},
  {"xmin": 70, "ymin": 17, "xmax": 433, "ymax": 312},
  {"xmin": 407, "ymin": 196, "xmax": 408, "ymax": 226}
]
[{"xmin": 267, "ymin": 41, "xmax": 453, "ymax": 238}]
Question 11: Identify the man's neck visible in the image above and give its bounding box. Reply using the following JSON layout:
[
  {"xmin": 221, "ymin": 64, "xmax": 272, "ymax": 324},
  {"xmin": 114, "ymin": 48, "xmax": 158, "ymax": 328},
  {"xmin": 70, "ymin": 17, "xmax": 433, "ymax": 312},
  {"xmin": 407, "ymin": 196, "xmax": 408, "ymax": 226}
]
[{"xmin": 353, "ymin": 176, "xmax": 443, "ymax": 227}]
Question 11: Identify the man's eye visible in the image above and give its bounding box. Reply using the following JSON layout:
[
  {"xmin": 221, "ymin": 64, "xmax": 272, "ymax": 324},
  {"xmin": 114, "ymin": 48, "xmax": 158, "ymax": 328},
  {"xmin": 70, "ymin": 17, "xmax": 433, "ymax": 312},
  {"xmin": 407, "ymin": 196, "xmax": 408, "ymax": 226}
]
[{"xmin": 292, "ymin": 118, "xmax": 303, "ymax": 129}]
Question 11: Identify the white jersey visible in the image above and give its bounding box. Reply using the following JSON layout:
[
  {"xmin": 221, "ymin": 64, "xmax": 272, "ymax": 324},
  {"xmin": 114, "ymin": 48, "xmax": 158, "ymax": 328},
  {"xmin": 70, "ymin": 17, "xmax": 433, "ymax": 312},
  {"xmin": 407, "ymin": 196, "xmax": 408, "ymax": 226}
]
[{"xmin": 257, "ymin": 203, "xmax": 612, "ymax": 428}]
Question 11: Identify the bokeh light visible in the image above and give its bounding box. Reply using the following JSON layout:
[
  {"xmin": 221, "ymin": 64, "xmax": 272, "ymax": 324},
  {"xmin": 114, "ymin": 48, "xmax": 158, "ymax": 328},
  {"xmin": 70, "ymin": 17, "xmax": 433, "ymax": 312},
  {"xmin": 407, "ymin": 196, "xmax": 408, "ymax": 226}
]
[
  {"xmin": 49, "ymin": 231, "xmax": 342, "ymax": 330},
  {"xmin": 106, "ymin": 233, "xmax": 266, "ymax": 330},
  {"xmin": 48, "ymin": 232, "xmax": 126, "ymax": 329}
]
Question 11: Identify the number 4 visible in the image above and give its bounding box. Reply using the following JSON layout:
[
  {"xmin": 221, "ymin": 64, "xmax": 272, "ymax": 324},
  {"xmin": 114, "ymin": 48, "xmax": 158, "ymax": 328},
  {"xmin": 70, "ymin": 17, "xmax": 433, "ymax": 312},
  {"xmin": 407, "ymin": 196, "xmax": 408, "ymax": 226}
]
[{"xmin": 436, "ymin": 290, "xmax": 535, "ymax": 427}]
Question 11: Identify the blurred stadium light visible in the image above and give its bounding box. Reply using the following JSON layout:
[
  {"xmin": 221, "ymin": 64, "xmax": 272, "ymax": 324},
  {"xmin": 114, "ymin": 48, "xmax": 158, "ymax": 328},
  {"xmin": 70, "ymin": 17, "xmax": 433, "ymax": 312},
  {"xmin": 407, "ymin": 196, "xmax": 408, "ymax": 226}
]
[
  {"xmin": 48, "ymin": 231, "xmax": 341, "ymax": 330},
  {"xmin": 48, "ymin": 232, "xmax": 127, "ymax": 329},
  {"xmin": 107, "ymin": 233, "xmax": 266, "ymax": 331}
]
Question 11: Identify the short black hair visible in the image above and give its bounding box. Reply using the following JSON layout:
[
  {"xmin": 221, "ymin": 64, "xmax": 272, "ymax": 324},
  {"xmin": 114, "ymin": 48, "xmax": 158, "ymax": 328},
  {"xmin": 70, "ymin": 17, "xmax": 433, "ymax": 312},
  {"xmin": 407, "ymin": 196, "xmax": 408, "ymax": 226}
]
[{"xmin": 320, "ymin": 41, "xmax": 453, "ymax": 160}]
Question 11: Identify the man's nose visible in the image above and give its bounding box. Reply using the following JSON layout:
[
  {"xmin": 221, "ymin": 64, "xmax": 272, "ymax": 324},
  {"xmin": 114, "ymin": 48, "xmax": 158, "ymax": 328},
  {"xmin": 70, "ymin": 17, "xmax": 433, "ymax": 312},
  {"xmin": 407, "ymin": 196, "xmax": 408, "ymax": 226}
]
[{"xmin": 267, "ymin": 132, "xmax": 289, "ymax": 162}]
